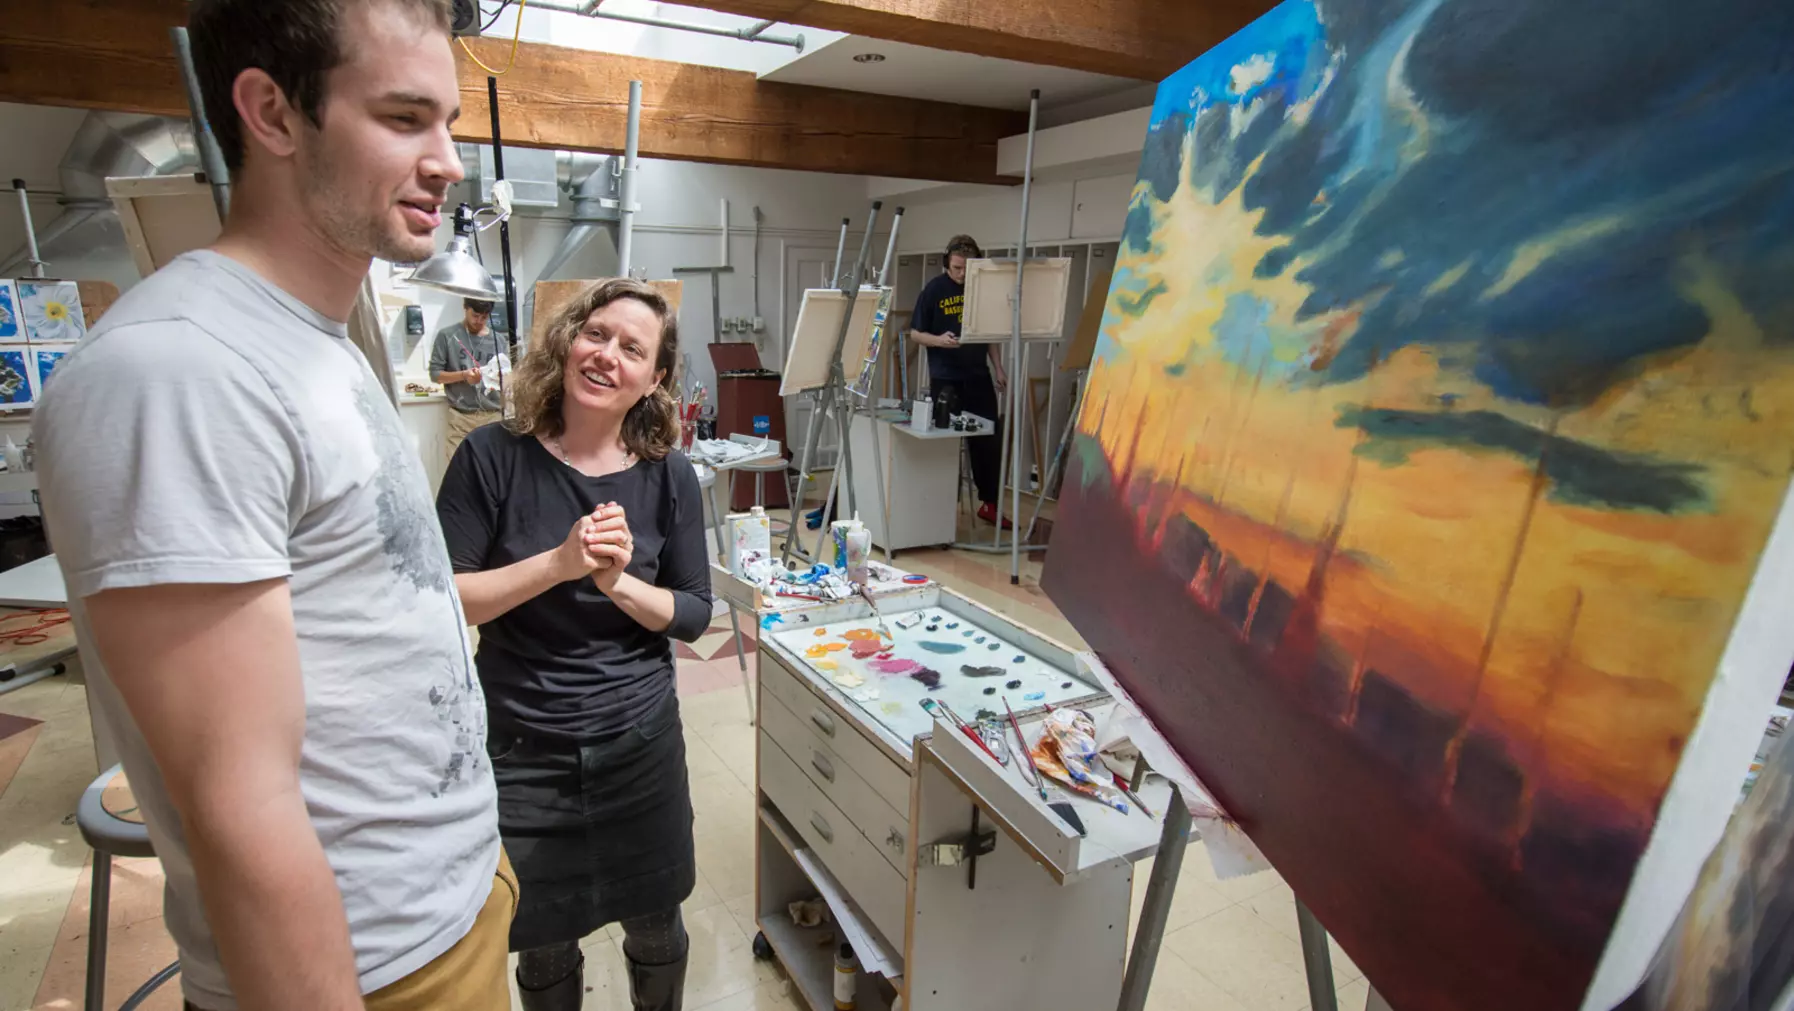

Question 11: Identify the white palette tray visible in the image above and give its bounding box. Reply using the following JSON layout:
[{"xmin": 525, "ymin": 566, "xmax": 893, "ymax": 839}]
[{"xmin": 765, "ymin": 587, "xmax": 1099, "ymax": 748}]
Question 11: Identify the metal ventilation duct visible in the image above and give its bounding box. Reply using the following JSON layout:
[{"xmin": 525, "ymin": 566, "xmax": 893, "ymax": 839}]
[
  {"xmin": 0, "ymin": 112, "xmax": 199, "ymax": 277},
  {"xmin": 518, "ymin": 151, "xmax": 620, "ymax": 346}
]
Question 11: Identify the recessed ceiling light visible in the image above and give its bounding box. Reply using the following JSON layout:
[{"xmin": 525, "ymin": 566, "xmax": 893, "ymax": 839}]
[{"xmin": 853, "ymin": 52, "xmax": 886, "ymax": 63}]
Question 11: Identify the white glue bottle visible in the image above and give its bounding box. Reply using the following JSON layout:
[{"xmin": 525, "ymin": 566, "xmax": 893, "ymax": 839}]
[
  {"xmin": 844, "ymin": 514, "xmax": 872, "ymax": 585},
  {"xmin": 834, "ymin": 942, "xmax": 858, "ymax": 1009}
]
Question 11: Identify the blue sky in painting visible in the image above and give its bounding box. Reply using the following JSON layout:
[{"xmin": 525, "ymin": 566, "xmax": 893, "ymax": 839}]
[
  {"xmin": 1149, "ymin": 0, "xmax": 1328, "ymax": 128},
  {"xmin": 1120, "ymin": 0, "xmax": 1794, "ymax": 409}
]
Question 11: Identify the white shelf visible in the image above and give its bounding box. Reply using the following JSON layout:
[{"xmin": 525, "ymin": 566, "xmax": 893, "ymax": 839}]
[
  {"xmin": 758, "ymin": 804, "xmax": 899, "ymax": 1011},
  {"xmin": 756, "ymin": 805, "xmax": 904, "ymax": 979},
  {"xmin": 758, "ymin": 913, "xmax": 894, "ymax": 1011}
]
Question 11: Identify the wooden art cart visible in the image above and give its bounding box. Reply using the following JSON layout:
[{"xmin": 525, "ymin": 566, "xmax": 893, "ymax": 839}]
[{"xmin": 748, "ymin": 586, "xmax": 1173, "ymax": 1010}]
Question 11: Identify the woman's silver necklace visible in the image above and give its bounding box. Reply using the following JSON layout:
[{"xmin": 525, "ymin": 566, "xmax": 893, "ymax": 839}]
[{"xmin": 552, "ymin": 435, "xmax": 634, "ymax": 473}]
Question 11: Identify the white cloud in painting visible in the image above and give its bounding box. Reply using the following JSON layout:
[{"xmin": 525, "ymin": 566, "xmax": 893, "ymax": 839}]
[{"xmin": 1229, "ymin": 53, "xmax": 1275, "ymax": 96}]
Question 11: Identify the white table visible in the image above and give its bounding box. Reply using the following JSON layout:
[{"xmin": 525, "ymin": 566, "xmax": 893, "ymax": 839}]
[
  {"xmin": 847, "ymin": 413, "xmax": 993, "ymax": 553},
  {"xmin": 0, "ymin": 553, "xmax": 76, "ymax": 704},
  {"xmin": 0, "ymin": 552, "xmax": 68, "ymax": 607}
]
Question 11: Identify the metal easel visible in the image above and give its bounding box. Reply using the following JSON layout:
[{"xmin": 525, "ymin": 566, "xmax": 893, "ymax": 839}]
[
  {"xmin": 950, "ymin": 90, "xmax": 1050, "ymax": 582},
  {"xmin": 1022, "ymin": 367, "xmax": 1085, "ymax": 542},
  {"xmin": 1115, "ymin": 761, "xmax": 1343, "ymax": 1011},
  {"xmin": 779, "ymin": 201, "xmax": 886, "ymax": 565}
]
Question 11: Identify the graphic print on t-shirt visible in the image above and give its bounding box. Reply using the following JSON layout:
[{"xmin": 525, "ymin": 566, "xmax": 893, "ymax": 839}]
[
  {"xmin": 936, "ymin": 291, "xmax": 963, "ymax": 329},
  {"xmin": 353, "ymin": 378, "xmax": 454, "ymax": 594},
  {"xmin": 351, "ymin": 375, "xmax": 485, "ymax": 797}
]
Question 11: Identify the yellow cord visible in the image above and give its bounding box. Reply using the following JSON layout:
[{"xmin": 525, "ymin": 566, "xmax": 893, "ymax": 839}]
[{"xmin": 457, "ymin": 0, "xmax": 527, "ymax": 75}]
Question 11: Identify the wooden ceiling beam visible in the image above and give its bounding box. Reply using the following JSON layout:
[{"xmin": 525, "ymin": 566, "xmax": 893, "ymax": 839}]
[
  {"xmin": 697, "ymin": 0, "xmax": 1272, "ymax": 80},
  {"xmin": 0, "ymin": 0, "xmax": 1024, "ymax": 184},
  {"xmin": 451, "ymin": 36, "xmax": 1022, "ymax": 184}
]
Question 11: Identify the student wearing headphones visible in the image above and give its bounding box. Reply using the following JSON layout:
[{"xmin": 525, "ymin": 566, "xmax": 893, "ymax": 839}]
[{"xmin": 909, "ymin": 234, "xmax": 1011, "ymax": 528}]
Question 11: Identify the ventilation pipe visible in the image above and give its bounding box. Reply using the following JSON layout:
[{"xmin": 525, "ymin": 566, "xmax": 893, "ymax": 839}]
[
  {"xmin": 517, "ymin": 151, "xmax": 620, "ymax": 346},
  {"xmin": 0, "ymin": 112, "xmax": 199, "ymax": 277}
]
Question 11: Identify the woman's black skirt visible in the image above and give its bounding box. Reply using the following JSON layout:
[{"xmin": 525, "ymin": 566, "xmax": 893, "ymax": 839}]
[{"xmin": 487, "ymin": 688, "xmax": 696, "ymax": 951}]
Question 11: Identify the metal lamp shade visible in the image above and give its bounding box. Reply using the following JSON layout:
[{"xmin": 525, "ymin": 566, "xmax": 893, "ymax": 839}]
[{"xmin": 407, "ymin": 233, "xmax": 501, "ymax": 299}]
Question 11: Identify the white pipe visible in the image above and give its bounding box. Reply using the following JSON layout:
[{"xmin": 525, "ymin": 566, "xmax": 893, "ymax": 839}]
[
  {"xmin": 10, "ymin": 181, "xmax": 46, "ymax": 278},
  {"xmin": 558, "ymin": 1, "xmax": 804, "ymax": 48},
  {"xmin": 617, "ymin": 80, "xmax": 642, "ymax": 275},
  {"xmin": 877, "ymin": 207, "xmax": 904, "ymax": 286},
  {"xmin": 719, "ymin": 197, "xmax": 730, "ymax": 267}
]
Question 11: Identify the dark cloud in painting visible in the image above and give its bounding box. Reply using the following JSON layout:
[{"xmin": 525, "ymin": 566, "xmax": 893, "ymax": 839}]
[
  {"xmin": 1335, "ymin": 407, "xmax": 1709, "ymax": 512},
  {"xmin": 1154, "ymin": 0, "xmax": 1794, "ymax": 408}
]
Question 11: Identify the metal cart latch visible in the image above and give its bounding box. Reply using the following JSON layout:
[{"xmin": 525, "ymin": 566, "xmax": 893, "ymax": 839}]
[{"xmin": 918, "ymin": 807, "xmax": 997, "ymax": 888}]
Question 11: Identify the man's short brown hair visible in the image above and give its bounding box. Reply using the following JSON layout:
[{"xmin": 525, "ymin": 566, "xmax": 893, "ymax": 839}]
[
  {"xmin": 945, "ymin": 234, "xmax": 983, "ymax": 261},
  {"xmin": 189, "ymin": 0, "xmax": 453, "ymax": 173}
]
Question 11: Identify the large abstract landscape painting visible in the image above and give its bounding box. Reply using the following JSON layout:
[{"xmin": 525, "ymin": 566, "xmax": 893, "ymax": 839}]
[{"xmin": 1041, "ymin": 1, "xmax": 1794, "ymax": 1009}]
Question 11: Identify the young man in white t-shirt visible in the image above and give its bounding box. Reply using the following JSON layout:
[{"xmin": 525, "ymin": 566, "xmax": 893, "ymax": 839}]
[{"xmin": 33, "ymin": 2, "xmax": 511, "ymax": 1009}]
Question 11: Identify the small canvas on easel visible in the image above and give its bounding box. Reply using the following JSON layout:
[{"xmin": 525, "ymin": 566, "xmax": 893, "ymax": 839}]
[
  {"xmin": 958, "ymin": 257, "xmax": 1071, "ymax": 341},
  {"xmin": 779, "ymin": 287, "xmax": 883, "ymax": 396}
]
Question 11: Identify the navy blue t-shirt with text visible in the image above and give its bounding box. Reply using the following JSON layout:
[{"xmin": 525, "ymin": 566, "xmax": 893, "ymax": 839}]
[{"xmin": 912, "ymin": 272, "xmax": 990, "ymax": 383}]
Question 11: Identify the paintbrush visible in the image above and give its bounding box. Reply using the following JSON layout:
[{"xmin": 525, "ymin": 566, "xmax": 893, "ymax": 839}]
[
  {"xmin": 857, "ymin": 584, "xmax": 894, "ymax": 640},
  {"xmin": 1111, "ymin": 772, "xmax": 1155, "ymax": 819},
  {"xmin": 922, "ymin": 699, "xmax": 1005, "ymax": 765},
  {"xmin": 1003, "ymin": 697, "xmax": 1048, "ymax": 801}
]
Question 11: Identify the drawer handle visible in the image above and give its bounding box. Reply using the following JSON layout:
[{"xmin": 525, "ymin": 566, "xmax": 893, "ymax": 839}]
[
  {"xmin": 811, "ymin": 752, "xmax": 836, "ymax": 783},
  {"xmin": 810, "ymin": 811, "xmax": 835, "ymax": 844},
  {"xmin": 809, "ymin": 710, "xmax": 836, "ymax": 737}
]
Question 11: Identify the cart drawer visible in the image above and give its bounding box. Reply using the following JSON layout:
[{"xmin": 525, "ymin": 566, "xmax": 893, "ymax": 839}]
[
  {"xmin": 759, "ymin": 729, "xmax": 908, "ymax": 946},
  {"xmin": 759, "ymin": 648, "xmax": 913, "ymax": 816},
  {"xmin": 760, "ymin": 689, "xmax": 910, "ymax": 875}
]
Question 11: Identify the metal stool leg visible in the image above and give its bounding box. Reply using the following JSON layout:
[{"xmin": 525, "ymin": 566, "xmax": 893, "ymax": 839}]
[
  {"xmin": 119, "ymin": 962, "xmax": 181, "ymax": 1011},
  {"xmin": 86, "ymin": 851, "xmax": 111, "ymax": 1011}
]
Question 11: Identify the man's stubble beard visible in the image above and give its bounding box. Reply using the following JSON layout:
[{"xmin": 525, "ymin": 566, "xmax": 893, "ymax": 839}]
[{"xmin": 300, "ymin": 142, "xmax": 435, "ymax": 265}]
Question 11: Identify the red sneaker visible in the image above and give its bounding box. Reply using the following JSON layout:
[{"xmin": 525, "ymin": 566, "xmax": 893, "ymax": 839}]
[{"xmin": 977, "ymin": 502, "xmax": 1014, "ymax": 530}]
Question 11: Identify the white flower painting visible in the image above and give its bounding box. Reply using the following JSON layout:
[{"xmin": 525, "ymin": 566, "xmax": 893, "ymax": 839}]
[
  {"xmin": 18, "ymin": 281, "xmax": 86, "ymax": 343},
  {"xmin": 0, "ymin": 281, "xmax": 21, "ymax": 341}
]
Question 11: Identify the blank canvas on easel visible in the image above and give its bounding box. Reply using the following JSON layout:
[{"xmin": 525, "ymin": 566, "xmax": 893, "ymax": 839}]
[
  {"xmin": 959, "ymin": 258, "xmax": 1072, "ymax": 341},
  {"xmin": 779, "ymin": 287, "xmax": 882, "ymax": 396}
]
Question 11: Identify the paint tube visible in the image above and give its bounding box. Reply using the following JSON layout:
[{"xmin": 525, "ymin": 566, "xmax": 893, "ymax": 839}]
[{"xmin": 1030, "ymin": 709, "xmax": 1128, "ymax": 813}]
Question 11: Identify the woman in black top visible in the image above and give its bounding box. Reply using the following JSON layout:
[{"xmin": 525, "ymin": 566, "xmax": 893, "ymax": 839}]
[{"xmin": 436, "ymin": 278, "xmax": 712, "ymax": 1011}]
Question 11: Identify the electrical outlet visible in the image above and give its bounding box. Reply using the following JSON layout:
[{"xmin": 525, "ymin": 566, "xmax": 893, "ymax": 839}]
[{"xmin": 751, "ymin": 316, "xmax": 765, "ymax": 332}]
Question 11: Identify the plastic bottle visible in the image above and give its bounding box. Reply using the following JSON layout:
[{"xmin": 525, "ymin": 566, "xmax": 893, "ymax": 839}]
[
  {"xmin": 833, "ymin": 942, "xmax": 858, "ymax": 1010},
  {"xmin": 845, "ymin": 516, "xmax": 872, "ymax": 585}
]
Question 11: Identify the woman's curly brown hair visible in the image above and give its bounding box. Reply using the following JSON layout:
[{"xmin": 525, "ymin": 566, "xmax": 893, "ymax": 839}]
[{"xmin": 507, "ymin": 278, "xmax": 680, "ymax": 461}]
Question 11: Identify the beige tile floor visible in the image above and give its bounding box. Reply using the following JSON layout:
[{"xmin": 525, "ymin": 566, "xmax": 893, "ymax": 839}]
[{"xmin": 0, "ymin": 509, "xmax": 1368, "ymax": 1011}]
